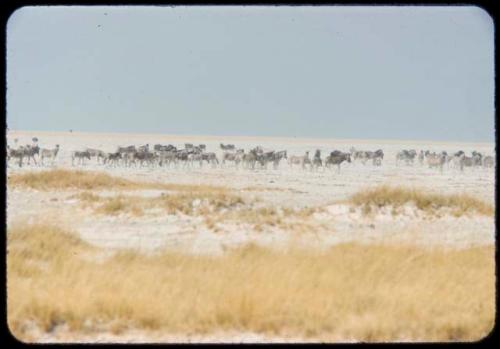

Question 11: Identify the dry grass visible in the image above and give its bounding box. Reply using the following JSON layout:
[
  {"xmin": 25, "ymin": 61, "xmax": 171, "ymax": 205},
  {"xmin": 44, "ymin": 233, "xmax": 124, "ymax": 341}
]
[
  {"xmin": 8, "ymin": 223, "xmax": 494, "ymax": 342},
  {"xmin": 75, "ymin": 190, "xmax": 245, "ymax": 217},
  {"xmin": 214, "ymin": 206, "xmax": 321, "ymax": 233},
  {"xmin": 350, "ymin": 185, "xmax": 494, "ymax": 217},
  {"xmin": 7, "ymin": 169, "xmax": 228, "ymax": 192},
  {"xmin": 73, "ymin": 191, "xmax": 317, "ymax": 234}
]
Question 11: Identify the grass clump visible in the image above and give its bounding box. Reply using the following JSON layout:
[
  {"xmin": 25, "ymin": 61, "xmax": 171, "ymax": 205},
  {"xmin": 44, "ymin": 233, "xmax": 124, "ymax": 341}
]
[
  {"xmin": 8, "ymin": 224, "xmax": 494, "ymax": 342},
  {"xmin": 76, "ymin": 191, "xmax": 245, "ymax": 217},
  {"xmin": 8, "ymin": 169, "xmax": 140, "ymax": 191},
  {"xmin": 207, "ymin": 205, "xmax": 321, "ymax": 233},
  {"xmin": 350, "ymin": 185, "xmax": 494, "ymax": 217},
  {"xmin": 8, "ymin": 169, "xmax": 228, "ymax": 192}
]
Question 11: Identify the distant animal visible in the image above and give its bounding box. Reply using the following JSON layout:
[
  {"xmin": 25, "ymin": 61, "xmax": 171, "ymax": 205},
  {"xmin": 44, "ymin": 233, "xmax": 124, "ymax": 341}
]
[
  {"xmin": 117, "ymin": 145, "xmax": 137, "ymax": 154},
  {"xmin": 40, "ymin": 144, "xmax": 60, "ymax": 165},
  {"xmin": 418, "ymin": 150, "xmax": 425, "ymax": 165},
  {"xmin": 154, "ymin": 144, "xmax": 175, "ymax": 152},
  {"xmin": 7, "ymin": 147, "xmax": 24, "ymax": 167},
  {"xmin": 482, "ymin": 155, "xmax": 494, "ymax": 168},
  {"xmin": 222, "ymin": 151, "xmax": 244, "ymax": 167},
  {"xmin": 187, "ymin": 153, "xmax": 204, "ymax": 168},
  {"xmin": 201, "ymin": 152, "xmax": 219, "ymax": 167},
  {"xmin": 220, "ymin": 143, "xmax": 235, "ymax": 151},
  {"xmin": 133, "ymin": 151, "xmax": 156, "ymax": 167},
  {"xmin": 71, "ymin": 150, "xmax": 91, "ymax": 166},
  {"xmin": 85, "ymin": 148, "xmax": 106, "ymax": 164},
  {"xmin": 457, "ymin": 152, "xmax": 482, "ymax": 171},
  {"xmin": 325, "ymin": 151, "xmax": 351, "ymax": 173},
  {"xmin": 351, "ymin": 148, "xmax": 383, "ymax": 165},
  {"xmin": 157, "ymin": 151, "xmax": 177, "ymax": 168},
  {"xmin": 288, "ymin": 151, "xmax": 312, "ymax": 169},
  {"xmin": 104, "ymin": 152, "xmax": 122, "ymax": 167},
  {"xmin": 396, "ymin": 149, "xmax": 417, "ymax": 166},
  {"xmin": 426, "ymin": 152, "xmax": 447, "ymax": 172},
  {"xmin": 312, "ymin": 149, "xmax": 322, "ymax": 170},
  {"xmin": 243, "ymin": 149, "xmax": 266, "ymax": 170},
  {"xmin": 137, "ymin": 144, "xmax": 149, "ymax": 153},
  {"xmin": 21, "ymin": 144, "xmax": 40, "ymax": 166},
  {"xmin": 271, "ymin": 150, "xmax": 287, "ymax": 169}
]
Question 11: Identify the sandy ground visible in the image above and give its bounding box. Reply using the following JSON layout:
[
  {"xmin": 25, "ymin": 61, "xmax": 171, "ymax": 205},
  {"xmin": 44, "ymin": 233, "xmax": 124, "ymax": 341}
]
[
  {"xmin": 6, "ymin": 130, "xmax": 496, "ymax": 342},
  {"xmin": 7, "ymin": 130, "xmax": 495, "ymax": 251}
]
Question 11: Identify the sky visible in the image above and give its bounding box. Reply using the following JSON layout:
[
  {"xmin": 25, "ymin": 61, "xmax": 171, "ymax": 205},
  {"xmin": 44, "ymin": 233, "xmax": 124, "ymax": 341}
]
[{"xmin": 6, "ymin": 6, "xmax": 495, "ymax": 142}]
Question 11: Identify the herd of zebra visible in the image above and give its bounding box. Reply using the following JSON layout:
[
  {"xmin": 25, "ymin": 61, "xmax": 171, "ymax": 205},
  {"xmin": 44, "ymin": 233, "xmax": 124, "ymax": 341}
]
[
  {"xmin": 395, "ymin": 149, "xmax": 495, "ymax": 171},
  {"xmin": 6, "ymin": 141, "xmax": 495, "ymax": 173}
]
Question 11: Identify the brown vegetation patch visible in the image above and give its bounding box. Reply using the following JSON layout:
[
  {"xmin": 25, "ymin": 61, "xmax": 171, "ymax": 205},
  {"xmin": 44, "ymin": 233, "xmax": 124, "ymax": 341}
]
[
  {"xmin": 8, "ymin": 169, "xmax": 228, "ymax": 192},
  {"xmin": 8, "ymin": 224, "xmax": 494, "ymax": 342},
  {"xmin": 75, "ymin": 190, "xmax": 245, "ymax": 217},
  {"xmin": 350, "ymin": 185, "xmax": 494, "ymax": 217},
  {"xmin": 73, "ymin": 190, "xmax": 319, "ymax": 234}
]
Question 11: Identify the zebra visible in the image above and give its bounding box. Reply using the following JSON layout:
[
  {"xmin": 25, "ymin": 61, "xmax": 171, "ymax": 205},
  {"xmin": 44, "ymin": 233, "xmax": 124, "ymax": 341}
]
[
  {"xmin": 117, "ymin": 146, "xmax": 137, "ymax": 166},
  {"xmin": 325, "ymin": 151, "xmax": 351, "ymax": 173},
  {"xmin": 355, "ymin": 149, "xmax": 383, "ymax": 165},
  {"xmin": 103, "ymin": 152, "xmax": 122, "ymax": 167},
  {"xmin": 242, "ymin": 149, "xmax": 265, "ymax": 170},
  {"xmin": 312, "ymin": 149, "xmax": 322, "ymax": 170},
  {"xmin": 220, "ymin": 143, "xmax": 235, "ymax": 151},
  {"xmin": 133, "ymin": 151, "xmax": 157, "ymax": 167},
  {"xmin": 252, "ymin": 150, "xmax": 275, "ymax": 170},
  {"xmin": 471, "ymin": 151, "xmax": 483, "ymax": 166},
  {"xmin": 483, "ymin": 155, "xmax": 494, "ymax": 168},
  {"xmin": 21, "ymin": 145, "xmax": 40, "ymax": 166},
  {"xmin": 187, "ymin": 153, "xmax": 204, "ymax": 168},
  {"xmin": 157, "ymin": 150, "xmax": 178, "ymax": 168},
  {"xmin": 418, "ymin": 150, "xmax": 425, "ymax": 165},
  {"xmin": 222, "ymin": 150, "xmax": 245, "ymax": 168},
  {"xmin": 7, "ymin": 147, "xmax": 25, "ymax": 167},
  {"xmin": 271, "ymin": 150, "xmax": 287, "ymax": 169},
  {"xmin": 448, "ymin": 151, "xmax": 464, "ymax": 169},
  {"xmin": 71, "ymin": 150, "xmax": 91, "ymax": 166},
  {"xmin": 457, "ymin": 152, "xmax": 482, "ymax": 171},
  {"xmin": 288, "ymin": 151, "xmax": 312, "ymax": 170},
  {"xmin": 175, "ymin": 149, "xmax": 191, "ymax": 168},
  {"xmin": 350, "ymin": 147, "xmax": 368, "ymax": 163},
  {"xmin": 137, "ymin": 144, "xmax": 149, "ymax": 153},
  {"xmin": 202, "ymin": 152, "xmax": 219, "ymax": 167},
  {"xmin": 426, "ymin": 152, "xmax": 447, "ymax": 172},
  {"xmin": 396, "ymin": 149, "xmax": 417, "ymax": 166},
  {"xmin": 40, "ymin": 144, "xmax": 60, "ymax": 166},
  {"xmin": 154, "ymin": 144, "xmax": 177, "ymax": 152},
  {"xmin": 117, "ymin": 145, "xmax": 136, "ymax": 154},
  {"xmin": 85, "ymin": 148, "xmax": 106, "ymax": 164},
  {"xmin": 191, "ymin": 146, "xmax": 204, "ymax": 154},
  {"xmin": 367, "ymin": 149, "xmax": 384, "ymax": 165}
]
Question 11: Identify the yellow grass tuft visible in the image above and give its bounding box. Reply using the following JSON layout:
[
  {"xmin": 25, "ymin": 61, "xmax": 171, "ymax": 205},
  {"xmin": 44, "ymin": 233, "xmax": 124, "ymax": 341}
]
[
  {"xmin": 350, "ymin": 185, "xmax": 494, "ymax": 217},
  {"xmin": 8, "ymin": 224, "xmax": 495, "ymax": 342},
  {"xmin": 75, "ymin": 190, "xmax": 319, "ymax": 233},
  {"xmin": 76, "ymin": 191, "xmax": 245, "ymax": 217},
  {"xmin": 8, "ymin": 169, "xmax": 228, "ymax": 192}
]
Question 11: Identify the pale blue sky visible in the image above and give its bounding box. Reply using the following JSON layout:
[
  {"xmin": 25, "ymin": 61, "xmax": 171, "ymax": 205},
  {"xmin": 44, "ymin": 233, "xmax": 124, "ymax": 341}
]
[{"xmin": 6, "ymin": 6, "xmax": 495, "ymax": 142}]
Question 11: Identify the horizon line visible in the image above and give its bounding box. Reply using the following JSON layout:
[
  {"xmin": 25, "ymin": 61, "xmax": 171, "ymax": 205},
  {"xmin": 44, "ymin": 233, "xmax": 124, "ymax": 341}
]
[{"xmin": 6, "ymin": 128, "xmax": 495, "ymax": 146}]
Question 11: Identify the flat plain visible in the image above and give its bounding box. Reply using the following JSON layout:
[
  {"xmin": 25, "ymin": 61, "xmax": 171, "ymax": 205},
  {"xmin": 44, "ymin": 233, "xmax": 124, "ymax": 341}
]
[{"xmin": 6, "ymin": 130, "xmax": 495, "ymax": 343}]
